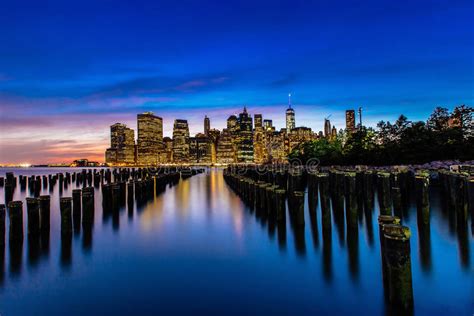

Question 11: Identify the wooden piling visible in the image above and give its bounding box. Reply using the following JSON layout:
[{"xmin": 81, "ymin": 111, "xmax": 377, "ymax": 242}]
[
  {"xmin": 38, "ymin": 195, "xmax": 50, "ymax": 231},
  {"xmin": 344, "ymin": 172, "xmax": 358, "ymax": 228},
  {"xmin": 275, "ymin": 189, "xmax": 286, "ymax": 222},
  {"xmin": 0, "ymin": 204, "xmax": 5, "ymax": 245},
  {"xmin": 72, "ymin": 189, "xmax": 81, "ymax": 221},
  {"xmin": 82, "ymin": 187, "xmax": 95, "ymax": 224},
  {"xmin": 293, "ymin": 191, "xmax": 305, "ymax": 226},
  {"xmin": 381, "ymin": 224, "xmax": 414, "ymax": 311},
  {"xmin": 415, "ymin": 175, "xmax": 430, "ymax": 225},
  {"xmin": 26, "ymin": 198, "xmax": 40, "ymax": 235},
  {"xmin": 377, "ymin": 172, "xmax": 392, "ymax": 215},
  {"xmin": 8, "ymin": 201, "xmax": 23, "ymax": 242},
  {"xmin": 60, "ymin": 197, "xmax": 73, "ymax": 234}
]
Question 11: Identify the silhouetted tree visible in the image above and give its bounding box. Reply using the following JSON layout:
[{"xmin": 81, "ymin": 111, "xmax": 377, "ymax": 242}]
[{"xmin": 289, "ymin": 105, "xmax": 473, "ymax": 165}]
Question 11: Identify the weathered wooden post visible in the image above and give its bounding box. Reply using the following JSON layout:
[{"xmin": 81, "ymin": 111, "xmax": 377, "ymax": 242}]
[
  {"xmin": 60, "ymin": 197, "xmax": 73, "ymax": 235},
  {"xmin": 265, "ymin": 185, "xmax": 277, "ymax": 216},
  {"xmin": 377, "ymin": 172, "xmax": 392, "ymax": 215},
  {"xmin": 381, "ymin": 224, "xmax": 414, "ymax": 312},
  {"xmin": 0, "ymin": 204, "xmax": 5, "ymax": 246},
  {"xmin": 112, "ymin": 184, "xmax": 121, "ymax": 211},
  {"xmin": 307, "ymin": 173, "xmax": 319, "ymax": 212},
  {"xmin": 293, "ymin": 191, "xmax": 305, "ymax": 226},
  {"xmin": 344, "ymin": 172, "xmax": 358, "ymax": 228},
  {"xmin": 72, "ymin": 189, "xmax": 82, "ymax": 227},
  {"xmin": 468, "ymin": 178, "xmax": 474, "ymax": 229},
  {"xmin": 391, "ymin": 187, "xmax": 402, "ymax": 217},
  {"xmin": 26, "ymin": 198, "xmax": 40, "ymax": 235},
  {"xmin": 8, "ymin": 201, "xmax": 23, "ymax": 242},
  {"xmin": 275, "ymin": 189, "xmax": 286, "ymax": 222},
  {"xmin": 415, "ymin": 174, "xmax": 430, "ymax": 225},
  {"xmin": 258, "ymin": 182, "xmax": 269, "ymax": 211},
  {"xmin": 4, "ymin": 183, "xmax": 13, "ymax": 205},
  {"xmin": 127, "ymin": 182, "xmax": 134, "ymax": 203},
  {"xmin": 38, "ymin": 195, "xmax": 50, "ymax": 232},
  {"xmin": 248, "ymin": 180, "xmax": 255, "ymax": 209},
  {"xmin": 318, "ymin": 173, "xmax": 331, "ymax": 217},
  {"xmin": 378, "ymin": 215, "xmax": 400, "ymax": 300},
  {"xmin": 82, "ymin": 187, "xmax": 95, "ymax": 224}
]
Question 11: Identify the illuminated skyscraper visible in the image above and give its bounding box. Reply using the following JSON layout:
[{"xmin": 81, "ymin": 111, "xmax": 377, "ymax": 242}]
[
  {"xmin": 204, "ymin": 115, "xmax": 210, "ymax": 136},
  {"xmin": 346, "ymin": 109, "xmax": 356, "ymax": 132},
  {"xmin": 237, "ymin": 107, "xmax": 253, "ymax": 163},
  {"xmin": 172, "ymin": 119, "xmax": 190, "ymax": 163},
  {"xmin": 331, "ymin": 126, "xmax": 338, "ymax": 139},
  {"xmin": 162, "ymin": 137, "xmax": 173, "ymax": 163},
  {"xmin": 254, "ymin": 114, "xmax": 263, "ymax": 129},
  {"xmin": 253, "ymin": 114, "xmax": 265, "ymax": 163},
  {"xmin": 105, "ymin": 123, "xmax": 135, "ymax": 165},
  {"xmin": 286, "ymin": 94, "xmax": 295, "ymax": 133},
  {"xmin": 227, "ymin": 115, "xmax": 238, "ymax": 134},
  {"xmin": 137, "ymin": 112, "xmax": 163, "ymax": 165},
  {"xmin": 324, "ymin": 119, "xmax": 332, "ymax": 138},
  {"xmin": 190, "ymin": 134, "xmax": 212, "ymax": 163},
  {"xmin": 217, "ymin": 128, "xmax": 235, "ymax": 163},
  {"xmin": 288, "ymin": 127, "xmax": 314, "ymax": 152},
  {"xmin": 263, "ymin": 119, "xmax": 274, "ymax": 131}
]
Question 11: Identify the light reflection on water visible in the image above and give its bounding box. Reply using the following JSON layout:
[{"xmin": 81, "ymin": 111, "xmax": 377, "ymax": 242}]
[{"xmin": 0, "ymin": 167, "xmax": 472, "ymax": 315}]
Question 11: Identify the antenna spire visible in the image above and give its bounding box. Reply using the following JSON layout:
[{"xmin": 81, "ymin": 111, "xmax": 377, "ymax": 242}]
[{"xmin": 288, "ymin": 93, "xmax": 292, "ymax": 108}]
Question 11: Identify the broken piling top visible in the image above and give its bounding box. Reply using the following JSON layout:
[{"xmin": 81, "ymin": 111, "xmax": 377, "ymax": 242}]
[
  {"xmin": 82, "ymin": 187, "xmax": 95, "ymax": 196},
  {"xmin": 26, "ymin": 197, "xmax": 39, "ymax": 207},
  {"xmin": 382, "ymin": 224, "xmax": 411, "ymax": 240},
  {"xmin": 293, "ymin": 191, "xmax": 305, "ymax": 198},
  {"xmin": 8, "ymin": 201, "xmax": 23, "ymax": 213},
  {"xmin": 60, "ymin": 197, "xmax": 73, "ymax": 206},
  {"xmin": 378, "ymin": 215, "xmax": 401, "ymax": 226},
  {"xmin": 275, "ymin": 188, "xmax": 286, "ymax": 195},
  {"xmin": 377, "ymin": 171, "xmax": 391, "ymax": 178},
  {"xmin": 39, "ymin": 195, "xmax": 50, "ymax": 202}
]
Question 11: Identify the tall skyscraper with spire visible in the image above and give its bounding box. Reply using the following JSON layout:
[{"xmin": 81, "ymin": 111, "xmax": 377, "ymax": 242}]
[
  {"xmin": 286, "ymin": 93, "xmax": 295, "ymax": 133},
  {"xmin": 324, "ymin": 118, "xmax": 332, "ymax": 138}
]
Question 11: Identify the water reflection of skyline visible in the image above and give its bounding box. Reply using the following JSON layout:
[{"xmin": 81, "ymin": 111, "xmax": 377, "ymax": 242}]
[{"xmin": 0, "ymin": 168, "xmax": 471, "ymax": 316}]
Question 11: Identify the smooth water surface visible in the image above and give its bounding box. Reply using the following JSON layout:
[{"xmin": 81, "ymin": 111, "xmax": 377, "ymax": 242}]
[{"xmin": 0, "ymin": 168, "xmax": 472, "ymax": 315}]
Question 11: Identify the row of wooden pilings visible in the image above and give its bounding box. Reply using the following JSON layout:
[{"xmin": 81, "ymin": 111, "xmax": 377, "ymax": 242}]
[
  {"xmin": 1, "ymin": 167, "xmax": 208, "ymax": 204},
  {"xmin": 0, "ymin": 167, "xmax": 205, "ymax": 258},
  {"xmin": 220, "ymin": 164, "xmax": 474, "ymax": 313}
]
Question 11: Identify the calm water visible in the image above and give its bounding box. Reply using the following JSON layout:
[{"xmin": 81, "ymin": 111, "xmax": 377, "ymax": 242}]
[{"xmin": 0, "ymin": 168, "xmax": 472, "ymax": 315}]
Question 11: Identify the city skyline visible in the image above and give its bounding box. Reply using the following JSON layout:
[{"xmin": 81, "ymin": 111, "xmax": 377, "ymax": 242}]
[
  {"xmin": 0, "ymin": 100, "xmax": 470, "ymax": 165},
  {"xmin": 106, "ymin": 102, "xmax": 336, "ymax": 166},
  {"xmin": 1, "ymin": 0, "xmax": 473, "ymax": 164}
]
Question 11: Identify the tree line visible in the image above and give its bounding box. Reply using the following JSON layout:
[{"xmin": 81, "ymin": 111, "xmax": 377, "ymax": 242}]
[{"xmin": 289, "ymin": 105, "xmax": 473, "ymax": 166}]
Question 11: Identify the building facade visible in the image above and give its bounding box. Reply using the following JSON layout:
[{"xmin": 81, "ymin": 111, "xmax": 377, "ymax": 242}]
[
  {"xmin": 324, "ymin": 119, "xmax": 332, "ymax": 138},
  {"xmin": 105, "ymin": 123, "xmax": 135, "ymax": 165},
  {"xmin": 172, "ymin": 119, "xmax": 190, "ymax": 163},
  {"xmin": 346, "ymin": 109, "xmax": 356, "ymax": 132},
  {"xmin": 286, "ymin": 106, "xmax": 295, "ymax": 133},
  {"xmin": 137, "ymin": 112, "xmax": 163, "ymax": 165},
  {"xmin": 190, "ymin": 134, "xmax": 212, "ymax": 163},
  {"xmin": 216, "ymin": 128, "xmax": 235, "ymax": 163},
  {"xmin": 204, "ymin": 115, "xmax": 210, "ymax": 136},
  {"xmin": 237, "ymin": 107, "xmax": 254, "ymax": 163}
]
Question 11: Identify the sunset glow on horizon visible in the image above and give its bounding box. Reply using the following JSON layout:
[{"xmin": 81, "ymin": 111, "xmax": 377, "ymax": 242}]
[{"xmin": 1, "ymin": 0, "xmax": 472, "ymax": 164}]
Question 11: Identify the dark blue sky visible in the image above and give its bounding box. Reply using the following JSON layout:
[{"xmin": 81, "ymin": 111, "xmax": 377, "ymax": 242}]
[{"xmin": 0, "ymin": 0, "xmax": 473, "ymax": 163}]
